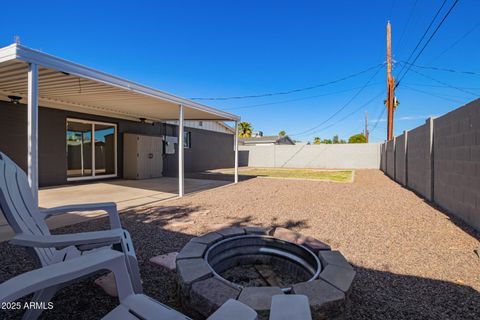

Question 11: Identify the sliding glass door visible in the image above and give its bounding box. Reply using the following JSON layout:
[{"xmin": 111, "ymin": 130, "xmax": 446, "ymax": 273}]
[{"xmin": 66, "ymin": 119, "xmax": 117, "ymax": 181}]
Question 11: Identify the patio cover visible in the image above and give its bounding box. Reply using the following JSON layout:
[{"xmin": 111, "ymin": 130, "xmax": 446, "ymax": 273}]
[
  {"xmin": 0, "ymin": 43, "xmax": 240, "ymax": 202},
  {"xmin": 0, "ymin": 43, "xmax": 239, "ymax": 122}
]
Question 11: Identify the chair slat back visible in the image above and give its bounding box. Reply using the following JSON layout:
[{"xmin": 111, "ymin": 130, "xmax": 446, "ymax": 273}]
[{"xmin": 0, "ymin": 152, "xmax": 54, "ymax": 264}]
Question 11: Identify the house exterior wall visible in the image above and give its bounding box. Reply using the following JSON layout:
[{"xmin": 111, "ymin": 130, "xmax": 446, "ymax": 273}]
[{"xmin": 0, "ymin": 101, "xmax": 234, "ymax": 187}]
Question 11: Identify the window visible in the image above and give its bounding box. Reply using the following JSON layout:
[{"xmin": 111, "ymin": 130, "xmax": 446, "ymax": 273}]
[
  {"xmin": 184, "ymin": 131, "xmax": 191, "ymax": 149},
  {"xmin": 198, "ymin": 121, "xmax": 203, "ymax": 127}
]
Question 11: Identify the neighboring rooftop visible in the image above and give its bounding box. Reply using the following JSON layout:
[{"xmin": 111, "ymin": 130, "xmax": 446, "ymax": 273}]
[{"xmin": 239, "ymin": 135, "xmax": 295, "ymax": 145}]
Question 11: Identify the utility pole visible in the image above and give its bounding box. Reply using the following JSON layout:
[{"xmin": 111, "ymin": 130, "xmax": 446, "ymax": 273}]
[
  {"xmin": 386, "ymin": 21, "xmax": 395, "ymax": 141},
  {"xmin": 365, "ymin": 111, "xmax": 369, "ymax": 143}
]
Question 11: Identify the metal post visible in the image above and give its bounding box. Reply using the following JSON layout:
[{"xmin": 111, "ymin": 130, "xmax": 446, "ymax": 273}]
[
  {"xmin": 234, "ymin": 121, "xmax": 239, "ymax": 183},
  {"xmin": 28, "ymin": 63, "xmax": 39, "ymax": 204},
  {"xmin": 178, "ymin": 105, "xmax": 184, "ymax": 197}
]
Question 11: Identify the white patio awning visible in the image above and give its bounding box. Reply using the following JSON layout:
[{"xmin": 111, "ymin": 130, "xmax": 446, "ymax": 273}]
[{"xmin": 0, "ymin": 43, "xmax": 239, "ymax": 122}]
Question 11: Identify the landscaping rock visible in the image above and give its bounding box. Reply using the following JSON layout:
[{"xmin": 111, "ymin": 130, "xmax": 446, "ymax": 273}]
[
  {"xmin": 238, "ymin": 286, "xmax": 284, "ymax": 320},
  {"xmin": 292, "ymin": 279, "xmax": 345, "ymax": 320},
  {"xmin": 319, "ymin": 265, "xmax": 356, "ymax": 295},
  {"xmin": 176, "ymin": 241, "xmax": 208, "ymax": 260},
  {"xmin": 189, "ymin": 277, "xmax": 241, "ymax": 317},
  {"xmin": 149, "ymin": 252, "xmax": 178, "ymax": 271},
  {"xmin": 272, "ymin": 227, "xmax": 331, "ymax": 252},
  {"xmin": 190, "ymin": 232, "xmax": 224, "ymax": 245},
  {"xmin": 318, "ymin": 250, "xmax": 353, "ymax": 270}
]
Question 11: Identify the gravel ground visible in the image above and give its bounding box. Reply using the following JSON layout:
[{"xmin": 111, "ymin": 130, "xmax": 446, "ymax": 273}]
[{"xmin": 0, "ymin": 170, "xmax": 479, "ymax": 320}]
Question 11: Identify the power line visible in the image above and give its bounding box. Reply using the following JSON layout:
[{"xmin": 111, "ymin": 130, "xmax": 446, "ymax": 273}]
[
  {"xmin": 395, "ymin": 0, "xmax": 419, "ymax": 56},
  {"xmin": 399, "ymin": 60, "xmax": 480, "ymax": 76},
  {"xmin": 189, "ymin": 63, "xmax": 383, "ymax": 101},
  {"xmin": 396, "ymin": 0, "xmax": 461, "ymax": 88},
  {"xmin": 290, "ymin": 64, "xmax": 384, "ymax": 137},
  {"xmin": 223, "ymin": 82, "xmax": 382, "ymax": 110},
  {"xmin": 407, "ymin": 67, "xmax": 479, "ymax": 97},
  {"xmin": 401, "ymin": 84, "xmax": 466, "ymax": 103},
  {"xmin": 370, "ymin": 107, "xmax": 387, "ymax": 136},
  {"xmin": 429, "ymin": 22, "xmax": 479, "ymax": 63},
  {"xmin": 296, "ymin": 90, "xmax": 385, "ymax": 138},
  {"xmin": 395, "ymin": 0, "xmax": 449, "ymax": 80}
]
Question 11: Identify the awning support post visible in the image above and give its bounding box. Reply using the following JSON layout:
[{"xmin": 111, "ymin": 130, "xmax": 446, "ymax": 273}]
[
  {"xmin": 234, "ymin": 121, "xmax": 239, "ymax": 184},
  {"xmin": 28, "ymin": 63, "xmax": 39, "ymax": 205},
  {"xmin": 178, "ymin": 104, "xmax": 184, "ymax": 197}
]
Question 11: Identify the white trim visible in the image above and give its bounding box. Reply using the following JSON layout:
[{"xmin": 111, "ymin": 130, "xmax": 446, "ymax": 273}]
[
  {"xmin": 0, "ymin": 43, "xmax": 239, "ymax": 121},
  {"xmin": 27, "ymin": 63, "xmax": 39, "ymax": 204},
  {"xmin": 234, "ymin": 121, "xmax": 239, "ymax": 184},
  {"xmin": 66, "ymin": 118, "xmax": 118, "ymax": 182},
  {"xmin": 178, "ymin": 105, "xmax": 184, "ymax": 197}
]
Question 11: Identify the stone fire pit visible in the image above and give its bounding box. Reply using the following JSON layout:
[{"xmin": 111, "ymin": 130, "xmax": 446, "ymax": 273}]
[{"xmin": 176, "ymin": 227, "xmax": 355, "ymax": 320}]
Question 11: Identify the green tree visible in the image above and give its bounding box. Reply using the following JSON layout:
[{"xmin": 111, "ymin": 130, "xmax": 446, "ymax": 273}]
[
  {"xmin": 238, "ymin": 122, "xmax": 253, "ymax": 138},
  {"xmin": 313, "ymin": 137, "xmax": 321, "ymax": 144},
  {"xmin": 348, "ymin": 133, "xmax": 367, "ymax": 144},
  {"xmin": 322, "ymin": 139, "xmax": 332, "ymax": 144},
  {"xmin": 278, "ymin": 130, "xmax": 286, "ymax": 137},
  {"xmin": 332, "ymin": 135, "xmax": 340, "ymax": 144}
]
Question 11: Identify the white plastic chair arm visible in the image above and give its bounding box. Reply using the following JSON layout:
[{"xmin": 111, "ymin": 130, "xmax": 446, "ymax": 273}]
[
  {"xmin": 10, "ymin": 229, "xmax": 124, "ymax": 249},
  {"xmin": 41, "ymin": 202, "xmax": 121, "ymax": 229},
  {"xmin": 0, "ymin": 250, "xmax": 126, "ymax": 303}
]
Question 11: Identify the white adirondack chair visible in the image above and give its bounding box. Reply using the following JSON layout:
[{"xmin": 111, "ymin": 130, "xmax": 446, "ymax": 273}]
[
  {"xmin": 0, "ymin": 151, "xmax": 142, "ymax": 319},
  {"xmin": 0, "ymin": 249, "xmax": 258, "ymax": 320}
]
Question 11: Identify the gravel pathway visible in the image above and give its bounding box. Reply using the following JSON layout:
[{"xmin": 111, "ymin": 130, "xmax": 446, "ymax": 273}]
[{"xmin": 1, "ymin": 170, "xmax": 479, "ymax": 319}]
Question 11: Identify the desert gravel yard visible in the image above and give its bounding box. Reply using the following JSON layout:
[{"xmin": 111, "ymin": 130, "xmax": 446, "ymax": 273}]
[{"xmin": 1, "ymin": 170, "xmax": 479, "ymax": 319}]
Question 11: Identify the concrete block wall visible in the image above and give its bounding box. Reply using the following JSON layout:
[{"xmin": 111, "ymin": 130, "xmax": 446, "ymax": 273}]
[
  {"xmin": 380, "ymin": 98, "xmax": 480, "ymax": 231},
  {"xmin": 380, "ymin": 143, "xmax": 387, "ymax": 172},
  {"xmin": 433, "ymin": 99, "xmax": 480, "ymax": 230},
  {"xmin": 386, "ymin": 138, "xmax": 395, "ymax": 179},
  {"xmin": 238, "ymin": 143, "xmax": 382, "ymax": 169},
  {"xmin": 406, "ymin": 120, "xmax": 433, "ymax": 200},
  {"xmin": 395, "ymin": 132, "xmax": 407, "ymax": 186}
]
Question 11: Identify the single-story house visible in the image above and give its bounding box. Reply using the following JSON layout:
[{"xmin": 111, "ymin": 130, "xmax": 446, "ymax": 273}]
[
  {"xmin": 0, "ymin": 43, "xmax": 240, "ymax": 201},
  {"xmin": 239, "ymin": 135, "xmax": 295, "ymax": 146}
]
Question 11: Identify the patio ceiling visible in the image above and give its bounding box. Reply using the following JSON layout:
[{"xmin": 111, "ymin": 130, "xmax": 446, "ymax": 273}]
[{"xmin": 0, "ymin": 43, "xmax": 239, "ymax": 122}]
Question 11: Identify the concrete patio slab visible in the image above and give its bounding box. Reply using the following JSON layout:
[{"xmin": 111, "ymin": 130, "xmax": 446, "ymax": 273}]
[{"xmin": 0, "ymin": 177, "xmax": 228, "ymax": 241}]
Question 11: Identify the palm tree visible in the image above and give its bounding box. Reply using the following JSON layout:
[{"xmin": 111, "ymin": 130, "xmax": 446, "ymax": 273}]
[
  {"xmin": 313, "ymin": 137, "xmax": 321, "ymax": 144},
  {"xmin": 278, "ymin": 130, "xmax": 286, "ymax": 137},
  {"xmin": 238, "ymin": 122, "xmax": 253, "ymax": 138}
]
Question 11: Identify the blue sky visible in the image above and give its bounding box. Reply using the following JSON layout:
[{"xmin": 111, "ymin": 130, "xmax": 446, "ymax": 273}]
[{"xmin": 1, "ymin": 0, "xmax": 478, "ymax": 142}]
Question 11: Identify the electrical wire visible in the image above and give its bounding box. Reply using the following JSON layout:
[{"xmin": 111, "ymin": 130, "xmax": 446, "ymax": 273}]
[
  {"xmin": 189, "ymin": 63, "xmax": 384, "ymax": 101},
  {"xmin": 429, "ymin": 22, "xmax": 479, "ymax": 63},
  {"xmin": 223, "ymin": 82, "xmax": 382, "ymax": 110},
  {"xmin": 399, "ymin": 60, "xmax": 480, "ymax": 76},
  {"xmin": 407, "ymin": 67, "xmax": 479, "ymax": 97},
  {"xmin": 396, "ymin": 0, "xmax": 461, "ymax": 88},
  {"xmin": 401, "ymin": 84, "xmax": 466, "ymax": 103},
  {"xmin": 290, "ymin": 64, "xmax": 384, "ymax": 137}
]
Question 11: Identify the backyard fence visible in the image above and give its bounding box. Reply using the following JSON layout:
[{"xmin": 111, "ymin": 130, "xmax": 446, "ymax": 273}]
[
  {"xmin": 381, "ymin": 98, "xmax": 480, "ymax": 231},
  {"xmin": 239, "ymin": 143, "xmax": 382, "ymax": 169}
]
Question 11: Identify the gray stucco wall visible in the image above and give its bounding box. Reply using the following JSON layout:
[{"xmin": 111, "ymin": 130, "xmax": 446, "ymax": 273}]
[
  {"xmin": 406, "ymin": 120, "xmax": 433, "ymax": 200},
  {"xmin": 386, "ymin": 139, "xmax": 395, "ymax": 179},
  {"xmin": 0, "ymin": 101, "xmax": 234, "ymax": 187},
  {"xmin": 433, "ymin": 99, "xmax": 480, "ymax": 230},
  {"xmin": 394, "ymin": 132, "xmax": 407, "ymax": 186},
  {"xmin": 239, "ymin": 143, "xmax": 381, "ymax": 169}
]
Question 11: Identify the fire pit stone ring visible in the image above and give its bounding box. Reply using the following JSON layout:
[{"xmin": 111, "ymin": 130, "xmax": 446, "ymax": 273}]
[{"xmin": 176, "ymin": 227, "xmax": 355, "ymax": 319}]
